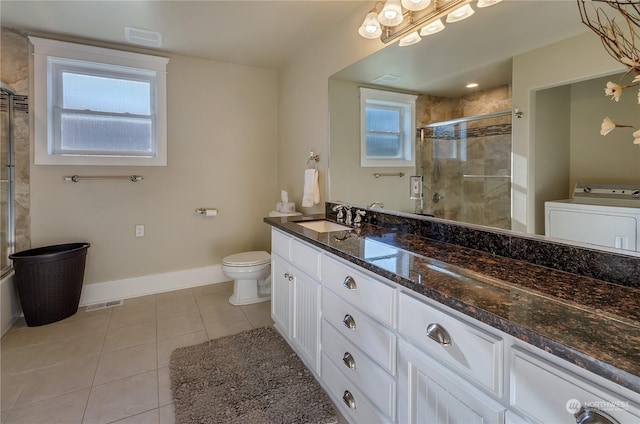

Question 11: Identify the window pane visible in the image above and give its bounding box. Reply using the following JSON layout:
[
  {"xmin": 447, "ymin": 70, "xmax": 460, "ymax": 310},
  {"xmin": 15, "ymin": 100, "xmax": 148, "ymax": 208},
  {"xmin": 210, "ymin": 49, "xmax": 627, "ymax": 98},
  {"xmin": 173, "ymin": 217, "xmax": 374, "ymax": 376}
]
[
  {"xmin": 366, "ymin": 133, "xmax": 401, "ymax": 158},
  {"xmin": 366, "ymin": 107, "xmax": 400, "ymax": 132},
  {"xmin": 59, "ymin": 112, "xmax": 153, "ymax": 155},
  {"xmin": 62, "ymin": 72, "xmax": 151, "ymax": 115}
]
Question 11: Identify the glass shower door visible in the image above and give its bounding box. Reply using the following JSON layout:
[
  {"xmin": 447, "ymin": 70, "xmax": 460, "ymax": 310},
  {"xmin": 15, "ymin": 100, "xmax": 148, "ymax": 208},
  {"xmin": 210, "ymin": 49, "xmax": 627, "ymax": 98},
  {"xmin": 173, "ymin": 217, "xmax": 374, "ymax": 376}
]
[
  {"xmin": 420, "ymin": 111, "xmax": 512, "ymax": 230},
  {"xmin": 1, "ymin": 88, "xmax": 15, "ymax": 276}
]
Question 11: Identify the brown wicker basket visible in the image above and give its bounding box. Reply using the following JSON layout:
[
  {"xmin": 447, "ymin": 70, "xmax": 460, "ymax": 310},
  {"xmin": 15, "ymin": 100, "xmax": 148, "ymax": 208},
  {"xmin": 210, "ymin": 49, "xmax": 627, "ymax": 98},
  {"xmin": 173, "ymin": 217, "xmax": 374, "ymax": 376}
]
[{"xmin": 9, "ymin": 243, "xmax": 90, "ymax": 326}]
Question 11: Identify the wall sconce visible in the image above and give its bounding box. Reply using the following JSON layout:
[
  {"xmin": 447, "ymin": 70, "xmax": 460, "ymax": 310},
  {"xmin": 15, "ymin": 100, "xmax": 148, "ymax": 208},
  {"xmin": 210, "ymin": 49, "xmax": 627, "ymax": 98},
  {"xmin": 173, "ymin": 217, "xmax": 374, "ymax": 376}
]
[{"xmin": 358, "ymin": 0, "xmax": 502, "ymax": 46}]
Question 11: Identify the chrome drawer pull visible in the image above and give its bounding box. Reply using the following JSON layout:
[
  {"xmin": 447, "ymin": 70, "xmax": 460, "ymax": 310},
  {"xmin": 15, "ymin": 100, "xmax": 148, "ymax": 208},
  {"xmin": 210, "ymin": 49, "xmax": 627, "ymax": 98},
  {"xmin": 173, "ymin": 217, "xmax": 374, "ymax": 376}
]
[
  {"xmin": 342, "ymin": 352, "xmax": 356, "ymax": 369},
  {"xmin": 343, "ymin": 314, "xmax": 356, "ymax": 330},
  {"xmin": 343, "ymin": 276, "xmax": 357, "ymax": 290},
  {"xmin": 342, "ymin": 390, "xmax": 356, "ymax": 409},
  {"xmin": 426, "ymin": 323, "xmax": 451, "ymax": 346},
  {"xmin": 574, "ymin": 407, "xmax": 619, "ymax": 424}
]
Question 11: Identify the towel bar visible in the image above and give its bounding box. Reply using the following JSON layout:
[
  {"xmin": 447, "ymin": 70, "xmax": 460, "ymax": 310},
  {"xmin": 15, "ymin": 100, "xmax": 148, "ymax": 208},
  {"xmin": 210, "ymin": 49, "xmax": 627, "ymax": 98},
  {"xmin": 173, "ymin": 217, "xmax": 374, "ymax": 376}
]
[{"xmin": 62, "ymin": 175, "xmax": 143, "ymax": 182}]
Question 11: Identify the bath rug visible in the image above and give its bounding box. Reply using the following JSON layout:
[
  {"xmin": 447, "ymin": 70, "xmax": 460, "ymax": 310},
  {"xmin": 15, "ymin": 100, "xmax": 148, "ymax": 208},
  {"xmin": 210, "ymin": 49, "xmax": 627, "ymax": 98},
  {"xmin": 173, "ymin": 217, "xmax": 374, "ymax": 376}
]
[{"xmin": 170, "ymin": 326, "xmax": 338, "ymax": 424}]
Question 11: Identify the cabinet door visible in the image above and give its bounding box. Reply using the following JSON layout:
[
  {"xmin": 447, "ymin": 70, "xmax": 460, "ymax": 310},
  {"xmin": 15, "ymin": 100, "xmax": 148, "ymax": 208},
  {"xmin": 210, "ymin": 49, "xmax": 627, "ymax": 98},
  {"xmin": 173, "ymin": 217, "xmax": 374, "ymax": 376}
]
[
  {"xmin": 398, "ymin": 341, "xmax": 505, "ymax": 424},
  {"xmin": 271, "ymin": 254, "xmax": 291, "ymax": 339},
  {"xmin": 291, "ymin": 268, "xmax": 321, "ymax": 372}
]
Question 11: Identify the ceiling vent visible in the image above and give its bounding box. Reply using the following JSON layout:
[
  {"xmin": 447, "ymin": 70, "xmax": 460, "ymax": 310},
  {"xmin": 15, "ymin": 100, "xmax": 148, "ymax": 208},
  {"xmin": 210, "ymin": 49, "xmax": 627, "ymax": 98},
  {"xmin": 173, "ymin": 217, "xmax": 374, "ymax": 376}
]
[
  {"xmin": 371, "ymin": 74, "xmax": 402, "ymax": 84},
  {"xmin": 124, "ymin": 27, "xmax": 163, "ymax": 48}
]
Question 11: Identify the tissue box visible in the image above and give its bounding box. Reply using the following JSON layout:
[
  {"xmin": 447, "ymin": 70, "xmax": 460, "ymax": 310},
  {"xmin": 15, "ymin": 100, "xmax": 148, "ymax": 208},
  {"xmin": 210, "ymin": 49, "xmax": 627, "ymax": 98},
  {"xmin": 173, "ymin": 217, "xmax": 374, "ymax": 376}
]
[{"xmin": 276, "ymin": 202, "xmax": 295, "ymax": 213}]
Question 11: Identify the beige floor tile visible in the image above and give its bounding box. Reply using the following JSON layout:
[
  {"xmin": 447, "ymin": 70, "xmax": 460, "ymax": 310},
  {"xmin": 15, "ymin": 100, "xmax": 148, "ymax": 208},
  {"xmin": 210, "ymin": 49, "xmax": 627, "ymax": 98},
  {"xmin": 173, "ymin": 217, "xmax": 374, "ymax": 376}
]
[
  {"xmin": 159, "ymin": 403, "xmax": 175, "ymax": 424},
  {"xmin": 119, "ymin": 294, "xmax": 156, "ymax": 308},
  {"xmin": 203, "ymin": 319, "xmax": 254, "ymax": 340},
  {"xmin": 192, "ymin": 281, "xmax": 232, "ymax": 297},
  {"xmin": 194, "ymin": 291, "xmax": 233, "ymax": 311},
  {"xmin": 84, "ymin": 370, "xmax": 158, "ymax": 424},
  {"xmin": 156, "ymin": 297, "xmax": 198, "ymax": 321},
  {"xmin": 240, "ymin": 301, "xmax": 273, "ymax": 328},
  {"xmin": 112, "ymin": 408, "xmax": 159, "ymax": 423},
  {"xmin": 70, "ymin": 306, "xmax": 114, "ymax": 321},
  {"xmin": 155, "ymin": 289, "xmax": 194, "ymax": 305},
  {"xmin": 93, "ymin": 342, "xmax": 157, "ymax": 386},
  {"xmin": 198, "ymin": 299, "xmax": 246, "ymax": 322},
  {"xmin": 0, "ymin": 370, "xmax": 31, "ymax": 411},
  {"xmin": 1, "ymin": 343, "xmax": 50, "ymax": 375},
  {"xmin": 157, "ymin": 366, "xmax": 172, "ymax": 407},
  {"xmin": 156, "ymin": 312, "xmax": 204, "ymax": 340},
  {"xmin": 38, "ymin": 331, "xmax": 105, "ymax": 368},
  {"xmin": 109, "ymin": 303, "xmax": 157, "ymax": 330},
  {"xmin": 157, "ymin": 331, "xmax": 208, "ymax": 368},
  {"xmin": 53, "ymin": 313, "xmax": 110, "ymax": 341},
  {"xmin": 6, "ymin": 388, "xmax": 90, "ymax": 424},
  {"xmin": 0, "ymin": 322, "xmax": 61, "ymax": 351},
  {"xmin": 103, "ymin": 321, "xmax": 156, "ymax": 353},
  {"xmin": 16, "ymin": 355, "xmax": 98, "ymax": 406}
]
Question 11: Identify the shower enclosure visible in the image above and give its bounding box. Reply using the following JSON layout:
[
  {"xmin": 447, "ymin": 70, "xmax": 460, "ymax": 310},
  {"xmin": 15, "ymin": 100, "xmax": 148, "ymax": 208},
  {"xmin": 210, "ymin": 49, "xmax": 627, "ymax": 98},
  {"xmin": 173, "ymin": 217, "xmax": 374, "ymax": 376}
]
[
  {"xmin": 1, "ymin": 87, "xmax": 15, "ymax": 276},
  {"xmin": 418, "ymin": 110, "xmax": 512, "ymax": 230}
]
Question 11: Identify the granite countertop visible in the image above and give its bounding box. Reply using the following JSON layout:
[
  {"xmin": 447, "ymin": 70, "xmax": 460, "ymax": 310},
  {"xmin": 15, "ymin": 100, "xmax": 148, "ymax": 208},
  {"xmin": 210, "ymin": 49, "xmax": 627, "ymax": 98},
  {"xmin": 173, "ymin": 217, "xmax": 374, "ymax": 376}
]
[{"xmin": 264, "ymin": 215, "xmax": 640, "ymax": 396}]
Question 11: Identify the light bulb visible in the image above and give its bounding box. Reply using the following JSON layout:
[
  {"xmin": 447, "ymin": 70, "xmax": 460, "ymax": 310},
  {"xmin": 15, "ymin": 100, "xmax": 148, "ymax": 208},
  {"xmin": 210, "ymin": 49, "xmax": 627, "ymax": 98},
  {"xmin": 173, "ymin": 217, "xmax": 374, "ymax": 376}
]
[
  {"xmin": 398, "ymin": 31, "xmax": 421, "ymax": 46},
  {"xmin": 400, "ymin": 0, "xmax": 431, "ymax": 12},
  {"xmin": 419, "ymin": 19, "xmax": 445, "ymax": 36},
  {"xmin": 477, "ymin": 0, "xmax": 503, "ymax": 7},
  {"xmin": 358, "ymin": 11, "xmax": 382, "ymax": 39},
  {"xmin": 378, "ymin": 0, "xmax": 404, "ymax": 27},
  {"xmin": 446, "ymin": 4, "xmax": 474, "ymax": 23}
]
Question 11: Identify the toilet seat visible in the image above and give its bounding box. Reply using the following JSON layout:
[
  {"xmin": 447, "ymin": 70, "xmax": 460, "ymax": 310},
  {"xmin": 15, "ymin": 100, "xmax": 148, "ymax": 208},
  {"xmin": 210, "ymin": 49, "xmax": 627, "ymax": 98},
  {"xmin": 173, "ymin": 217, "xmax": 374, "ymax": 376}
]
[{"xmin": 223, "ymin": 251, "xmax": 270, "ymax": 267}]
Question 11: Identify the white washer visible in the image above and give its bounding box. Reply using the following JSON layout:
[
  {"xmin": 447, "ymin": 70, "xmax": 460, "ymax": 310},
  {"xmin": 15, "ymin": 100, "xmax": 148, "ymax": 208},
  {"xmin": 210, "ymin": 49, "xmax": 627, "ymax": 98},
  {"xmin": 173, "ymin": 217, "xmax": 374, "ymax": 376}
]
[{"xmin": 545, "ymin": 183, "xmax": 640, "ymax": 252}]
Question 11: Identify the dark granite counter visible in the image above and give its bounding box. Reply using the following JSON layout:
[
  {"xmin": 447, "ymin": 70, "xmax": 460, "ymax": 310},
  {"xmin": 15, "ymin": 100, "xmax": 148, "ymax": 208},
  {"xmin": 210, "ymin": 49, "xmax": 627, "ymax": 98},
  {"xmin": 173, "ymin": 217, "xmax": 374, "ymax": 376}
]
[{"xmin": 264, "ymin": 214, "xmax": 640, "ymax": 396}]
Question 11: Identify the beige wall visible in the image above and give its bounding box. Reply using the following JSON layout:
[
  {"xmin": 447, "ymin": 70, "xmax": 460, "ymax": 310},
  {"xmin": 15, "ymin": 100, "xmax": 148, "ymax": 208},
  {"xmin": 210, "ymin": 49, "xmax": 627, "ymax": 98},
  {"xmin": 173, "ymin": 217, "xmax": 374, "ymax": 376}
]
[
  {"xmin": 512, "ymin": 32, "xmax": 624, "ymax": 233},
  {"xmin": 29, "ymin": 47, "xmax": 279, "ymax": 284},
  {"xmin": 277, "ymin": 3, "xmax": 385, "ymax": 214}
]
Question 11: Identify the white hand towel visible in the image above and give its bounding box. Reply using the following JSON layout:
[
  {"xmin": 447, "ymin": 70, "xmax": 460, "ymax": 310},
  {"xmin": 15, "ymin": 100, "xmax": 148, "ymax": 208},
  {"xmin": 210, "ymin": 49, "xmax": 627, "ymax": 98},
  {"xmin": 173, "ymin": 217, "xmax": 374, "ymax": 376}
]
[{"xmin": 301, "ymin": 169, "xmax": 320, "ymax": 207}]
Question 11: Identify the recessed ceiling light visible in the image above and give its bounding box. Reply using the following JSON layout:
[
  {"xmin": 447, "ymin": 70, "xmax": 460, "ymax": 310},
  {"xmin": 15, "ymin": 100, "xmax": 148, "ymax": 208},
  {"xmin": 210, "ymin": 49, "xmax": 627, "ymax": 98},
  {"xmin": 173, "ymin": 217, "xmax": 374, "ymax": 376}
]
[
  {"xmin": 466, "ymin": 83, "xmax": 479, "ymax": 88},
  {"xmin": 124, "ymin": 27, "xmax": 163, "ymax": 48}
]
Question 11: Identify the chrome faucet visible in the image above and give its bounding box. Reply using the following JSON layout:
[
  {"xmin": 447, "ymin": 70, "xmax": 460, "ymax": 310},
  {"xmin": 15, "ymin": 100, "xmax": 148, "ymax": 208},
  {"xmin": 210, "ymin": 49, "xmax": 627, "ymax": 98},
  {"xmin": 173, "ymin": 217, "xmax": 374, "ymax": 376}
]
[
  {"xmin": 354, "ymin": 209, "xmax": 366, "ymax": 227},
  {"xmin": 332, "ymin": 204, "xmax": 345, "ymax": 222},
  {"xmin": 369, "ymin": 201, "xmax": 385, "ymax": 208},
  {"xmin": 344, "ymin": 206, "xmax": 353, "ymax": 226}
]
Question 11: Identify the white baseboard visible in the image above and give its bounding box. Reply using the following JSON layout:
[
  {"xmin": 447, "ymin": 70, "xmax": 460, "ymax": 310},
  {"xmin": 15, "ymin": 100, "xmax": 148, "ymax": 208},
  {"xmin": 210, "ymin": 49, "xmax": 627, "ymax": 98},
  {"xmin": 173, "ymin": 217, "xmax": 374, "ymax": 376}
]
[{"xmin": 79, "ymin": 264, "xmax": 229, "ymax": 306}]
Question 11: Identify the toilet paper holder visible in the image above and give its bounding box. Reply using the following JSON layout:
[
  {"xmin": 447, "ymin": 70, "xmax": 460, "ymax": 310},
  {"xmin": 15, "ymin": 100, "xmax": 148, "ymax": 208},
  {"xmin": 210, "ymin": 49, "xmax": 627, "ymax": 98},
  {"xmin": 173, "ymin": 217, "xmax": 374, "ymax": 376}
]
[{"xmin": 195, "ymin": 208, "xmax": 218, "ymax": 216}]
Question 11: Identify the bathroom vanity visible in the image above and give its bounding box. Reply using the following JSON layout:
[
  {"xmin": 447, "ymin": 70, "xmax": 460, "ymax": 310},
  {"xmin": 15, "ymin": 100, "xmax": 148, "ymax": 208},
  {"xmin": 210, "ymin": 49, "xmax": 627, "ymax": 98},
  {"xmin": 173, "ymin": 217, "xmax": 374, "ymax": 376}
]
[{"xmin": 264, "ymin": 210, "xmax": 640, "ymax": 424}]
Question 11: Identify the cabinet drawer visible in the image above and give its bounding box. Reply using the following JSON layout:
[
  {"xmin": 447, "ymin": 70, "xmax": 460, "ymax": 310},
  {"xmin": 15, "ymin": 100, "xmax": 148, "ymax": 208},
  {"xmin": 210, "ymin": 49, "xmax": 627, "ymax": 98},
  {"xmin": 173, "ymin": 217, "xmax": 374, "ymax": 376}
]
[
  {"xmin": 399, "ymin": 292, "xmax": 503, "ymax": 396},
  {"xmin": 322, "ymin": 255, "xmax": 396, "ymax": 327},
  {"xmin": 511, "ymin": 348, "xmax": 640, "ymax": 424},
  {"xmin": 323, "ymin": 289, "xmax": 396, "ymax": 374},
  {"xmin": 291, "ymin": 239, "xmax": 322, "ymax": 280},
  {"xmin": 322, "ymin": 320, "xmax": 396, "ymax": 418},
  {"xmin": 271, "ymin": 229, "xmax": 291, "ymax": 259},
  {"xmin": 321, "ymin": 353, "xmax": 391, "ymax": 424}
]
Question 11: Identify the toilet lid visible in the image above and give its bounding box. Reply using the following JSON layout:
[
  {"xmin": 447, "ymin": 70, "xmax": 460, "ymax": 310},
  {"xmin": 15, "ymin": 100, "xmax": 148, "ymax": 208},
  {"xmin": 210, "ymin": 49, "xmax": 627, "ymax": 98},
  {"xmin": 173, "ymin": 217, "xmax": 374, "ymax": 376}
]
[{"xmin": 223, "ymin": 251, "xmax": 271, "ymax": 266}]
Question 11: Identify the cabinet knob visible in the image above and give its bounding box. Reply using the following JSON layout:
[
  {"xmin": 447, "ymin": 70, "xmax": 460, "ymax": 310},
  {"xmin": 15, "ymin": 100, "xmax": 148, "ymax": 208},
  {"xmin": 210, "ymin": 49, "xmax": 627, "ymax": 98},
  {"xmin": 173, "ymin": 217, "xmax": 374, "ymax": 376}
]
[
  {"xmin": 574, "ymin": 407, "xmax": 620, "ymax": 424},
  {"xmin": 342, "ymin": 352, "xmax": 357, "ymax": 369},
  {"xmin": 426, "ymin": 323, "xmax": 451, "ymax": 346},
  {"xmin": 343, "ymin": 276, "xmax": 357, "ymax": 290},
  {"xmin": 343, "ymin": 314, "xmax": 357, "ymax": 330},
  {"xmin": 342, "ymin": 390, "xmax": 356, "ymax": 409},
  {"xmin": 283, "ymin": 272, "xmax": 293, "ymax": 281}
]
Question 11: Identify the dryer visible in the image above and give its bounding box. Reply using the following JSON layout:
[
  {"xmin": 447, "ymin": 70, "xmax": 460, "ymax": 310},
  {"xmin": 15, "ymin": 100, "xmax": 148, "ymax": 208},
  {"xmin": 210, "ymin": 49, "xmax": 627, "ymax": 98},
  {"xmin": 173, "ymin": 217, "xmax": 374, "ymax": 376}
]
[{"xmin": 545, "ymin": 183, "xmax": 640, "ymax": 252}]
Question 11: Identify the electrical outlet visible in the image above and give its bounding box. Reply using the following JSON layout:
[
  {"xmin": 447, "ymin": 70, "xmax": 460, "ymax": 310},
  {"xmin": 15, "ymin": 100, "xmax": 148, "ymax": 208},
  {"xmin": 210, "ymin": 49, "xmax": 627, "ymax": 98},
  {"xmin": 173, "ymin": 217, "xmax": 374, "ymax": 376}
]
[{"xmin": 135, "ymin": 224, "xmax": 144, "ymax": 237}]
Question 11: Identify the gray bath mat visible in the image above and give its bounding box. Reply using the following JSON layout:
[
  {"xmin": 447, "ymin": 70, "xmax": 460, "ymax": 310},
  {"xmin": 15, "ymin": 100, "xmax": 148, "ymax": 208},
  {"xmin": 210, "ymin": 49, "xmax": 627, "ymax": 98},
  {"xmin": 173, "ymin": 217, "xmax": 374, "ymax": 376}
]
[{"xmin": 170, "ymin": 326, "xmax": 338, "ymax": 424}]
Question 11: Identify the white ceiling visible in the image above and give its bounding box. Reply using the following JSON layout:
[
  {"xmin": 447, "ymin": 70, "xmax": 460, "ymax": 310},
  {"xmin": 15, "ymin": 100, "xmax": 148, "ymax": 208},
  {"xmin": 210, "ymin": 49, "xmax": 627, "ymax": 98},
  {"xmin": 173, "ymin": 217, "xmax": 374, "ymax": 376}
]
[
  {"xmin": 0, "ymin": 0, "xmax": 367, "ymax": 69},
  {"xmin": 1, "ymin": 1, "xmax": 592, "ymax": 96}
]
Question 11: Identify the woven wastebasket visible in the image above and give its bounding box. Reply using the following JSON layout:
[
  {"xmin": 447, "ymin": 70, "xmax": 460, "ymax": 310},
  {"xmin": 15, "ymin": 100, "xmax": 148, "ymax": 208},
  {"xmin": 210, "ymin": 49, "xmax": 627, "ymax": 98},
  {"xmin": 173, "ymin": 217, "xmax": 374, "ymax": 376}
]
[{"xmin": 9, "ymin": 243, "xmax": 90, "ymax": 326}]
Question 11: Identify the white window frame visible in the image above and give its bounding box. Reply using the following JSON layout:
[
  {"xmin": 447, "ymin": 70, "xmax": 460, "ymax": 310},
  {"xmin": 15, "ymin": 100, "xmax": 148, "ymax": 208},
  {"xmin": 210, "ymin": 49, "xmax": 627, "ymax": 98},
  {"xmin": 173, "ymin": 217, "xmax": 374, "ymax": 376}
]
[
  {"xmin": 360, "ymin": 87, "xmax": 417, "ymax": 167},
  {"xmin": 30, "ymin": 36, "xmax": 169, "ymax": 166}
]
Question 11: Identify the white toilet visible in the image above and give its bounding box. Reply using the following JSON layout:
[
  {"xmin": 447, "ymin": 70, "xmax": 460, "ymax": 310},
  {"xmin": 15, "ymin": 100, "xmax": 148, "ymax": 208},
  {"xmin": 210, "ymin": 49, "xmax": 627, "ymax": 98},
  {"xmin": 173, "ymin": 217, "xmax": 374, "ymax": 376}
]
[{"xmin": 222, "ymin": 250, "xmax": 271, "ymax": 305}]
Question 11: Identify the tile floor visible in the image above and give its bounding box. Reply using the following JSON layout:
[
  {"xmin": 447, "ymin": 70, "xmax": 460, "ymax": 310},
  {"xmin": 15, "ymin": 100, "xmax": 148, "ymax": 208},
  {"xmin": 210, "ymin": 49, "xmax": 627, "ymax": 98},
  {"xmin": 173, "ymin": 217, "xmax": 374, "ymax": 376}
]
[{"xmin": 0, "ymin": 281, "xmax": 274, "ymax": 424}]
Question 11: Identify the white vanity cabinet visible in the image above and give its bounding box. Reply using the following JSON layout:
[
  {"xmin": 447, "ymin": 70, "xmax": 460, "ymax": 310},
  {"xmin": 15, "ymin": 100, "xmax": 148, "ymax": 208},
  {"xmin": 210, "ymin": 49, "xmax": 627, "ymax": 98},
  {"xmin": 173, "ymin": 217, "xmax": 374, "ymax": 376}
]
[
  {"xmin": 270, "ymin": 229, "xmax": 322, "ymax": 373},
  {"xmin": 320, "ymin": 254, "xmax": 397, "ymax": 423},
  {"xmin": 269, "ymin": 228, "xmax": 640, "ymax": 424}
]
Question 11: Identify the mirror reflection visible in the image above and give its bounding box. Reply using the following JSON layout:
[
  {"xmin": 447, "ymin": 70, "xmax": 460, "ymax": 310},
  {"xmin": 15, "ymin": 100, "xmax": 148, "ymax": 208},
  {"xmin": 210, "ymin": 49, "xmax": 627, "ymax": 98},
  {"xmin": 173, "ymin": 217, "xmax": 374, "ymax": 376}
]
[{"xmin": 329, "ymin": 1, "xmax": 640, "ymax": 255}]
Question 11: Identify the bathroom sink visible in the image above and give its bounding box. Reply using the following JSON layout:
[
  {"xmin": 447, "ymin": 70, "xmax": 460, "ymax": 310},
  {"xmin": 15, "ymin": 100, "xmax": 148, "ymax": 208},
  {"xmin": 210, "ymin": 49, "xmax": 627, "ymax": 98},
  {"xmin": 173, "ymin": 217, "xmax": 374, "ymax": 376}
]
[{"xmin": 295, "ymin": 220, "xmax": 352, "ymax": 233}]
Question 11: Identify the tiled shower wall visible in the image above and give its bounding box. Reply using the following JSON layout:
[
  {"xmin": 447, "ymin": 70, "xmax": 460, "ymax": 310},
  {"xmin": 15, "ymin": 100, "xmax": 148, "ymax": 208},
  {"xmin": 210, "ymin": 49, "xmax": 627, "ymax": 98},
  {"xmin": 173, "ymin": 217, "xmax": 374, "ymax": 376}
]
[
  {"xmin": 1, "ymin": 27, "xmax": 31, "ymax": 258},
  {"xmin": 416, "ymin": 86, "xmax": 512, "ymax": 229}
]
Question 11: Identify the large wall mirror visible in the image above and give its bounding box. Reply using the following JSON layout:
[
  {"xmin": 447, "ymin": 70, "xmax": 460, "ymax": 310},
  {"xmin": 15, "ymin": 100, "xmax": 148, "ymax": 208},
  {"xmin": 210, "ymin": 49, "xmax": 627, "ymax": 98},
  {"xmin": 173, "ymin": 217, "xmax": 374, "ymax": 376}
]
[{"xmin": 329, "ymin": 1, "xmax": 640, "ymax": 256}]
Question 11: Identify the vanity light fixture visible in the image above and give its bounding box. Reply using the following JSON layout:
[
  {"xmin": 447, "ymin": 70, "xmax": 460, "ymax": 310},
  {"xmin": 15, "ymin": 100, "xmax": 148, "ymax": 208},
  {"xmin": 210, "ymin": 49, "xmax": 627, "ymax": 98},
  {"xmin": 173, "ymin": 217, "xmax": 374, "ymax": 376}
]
[
  {"xmin": 466, "ymin": 82, "xmax": 479, "ymax": 88},
  {"xmin": 358, "ymin": 0, "xmax": 502, "ymax": 46}
]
